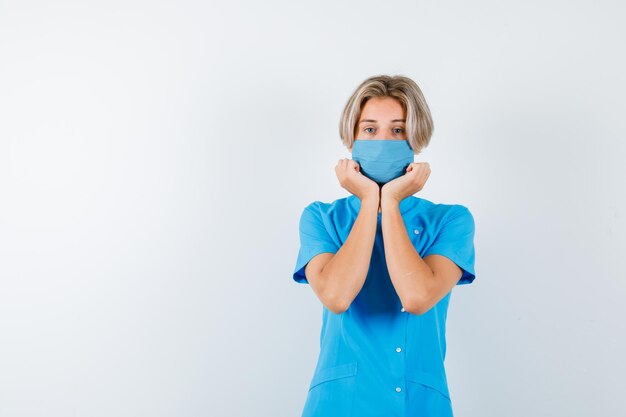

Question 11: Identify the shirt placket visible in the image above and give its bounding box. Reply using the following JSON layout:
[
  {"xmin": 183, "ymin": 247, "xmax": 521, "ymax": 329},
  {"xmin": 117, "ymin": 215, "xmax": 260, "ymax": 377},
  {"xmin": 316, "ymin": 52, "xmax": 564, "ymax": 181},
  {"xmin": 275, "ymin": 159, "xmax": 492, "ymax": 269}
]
[{"xmin": 389, "ymin": 305, "xmax": 409, "ymax": 414}]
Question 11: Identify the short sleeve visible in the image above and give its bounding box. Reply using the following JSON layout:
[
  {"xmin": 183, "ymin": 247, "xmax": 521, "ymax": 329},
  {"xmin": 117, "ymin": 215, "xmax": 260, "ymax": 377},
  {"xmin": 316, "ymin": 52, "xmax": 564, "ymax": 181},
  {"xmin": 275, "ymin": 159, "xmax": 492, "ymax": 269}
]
[
  {"xmin": 422, "ymin": 205, "xmax": 476, "ymax": 285},
  {"xmin": 292, "ymin": 203, "xmax": 340, "ymax": 284}
]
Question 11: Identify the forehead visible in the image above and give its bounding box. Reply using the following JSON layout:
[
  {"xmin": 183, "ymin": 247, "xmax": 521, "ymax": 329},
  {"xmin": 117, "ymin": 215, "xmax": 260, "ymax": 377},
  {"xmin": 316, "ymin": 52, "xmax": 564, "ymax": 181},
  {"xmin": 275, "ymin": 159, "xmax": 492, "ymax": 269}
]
[{"xmin": 360, "ymin": 96, "xmax": 405, "ymax": 119}]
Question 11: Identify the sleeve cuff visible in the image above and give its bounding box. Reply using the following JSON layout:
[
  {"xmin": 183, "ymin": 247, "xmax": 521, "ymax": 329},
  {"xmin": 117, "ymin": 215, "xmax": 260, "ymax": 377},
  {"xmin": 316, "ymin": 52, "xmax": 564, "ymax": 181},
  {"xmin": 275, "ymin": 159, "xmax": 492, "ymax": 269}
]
[
  {"xmin": 422, "ymin": 249, "xmax": 476, "ymax": 285},
  {"xmin": 293, "ymin": 244, "xmax": 339, "ymax": 284}
]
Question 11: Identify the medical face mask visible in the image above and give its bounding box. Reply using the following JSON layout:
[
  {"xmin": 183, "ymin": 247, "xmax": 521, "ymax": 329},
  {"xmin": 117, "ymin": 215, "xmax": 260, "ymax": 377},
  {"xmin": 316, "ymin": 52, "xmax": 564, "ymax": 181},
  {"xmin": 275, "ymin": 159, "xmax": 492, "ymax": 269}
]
[{"xmin": 351, "ymin": 139, "xmax": 415, "ymax": 184}]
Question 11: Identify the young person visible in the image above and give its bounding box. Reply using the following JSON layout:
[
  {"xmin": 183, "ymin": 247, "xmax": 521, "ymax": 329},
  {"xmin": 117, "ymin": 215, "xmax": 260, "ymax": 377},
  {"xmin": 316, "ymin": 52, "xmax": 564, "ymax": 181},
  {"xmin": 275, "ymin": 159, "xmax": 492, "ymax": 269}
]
[{"xmin": 293, "ymin": 74, "xmax": 476, "ymax": 417}]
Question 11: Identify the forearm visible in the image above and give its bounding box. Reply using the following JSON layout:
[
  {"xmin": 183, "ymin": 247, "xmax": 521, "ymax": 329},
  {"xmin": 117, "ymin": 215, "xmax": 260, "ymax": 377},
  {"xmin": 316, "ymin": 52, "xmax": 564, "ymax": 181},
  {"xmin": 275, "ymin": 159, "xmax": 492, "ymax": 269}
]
[
  {"xmin": 380, "ymin": 195, "xmax": 434, "ymax": 314},
  {"xmin": 320, "ymin": 195, "xmax": 379, "ymax": 312}
]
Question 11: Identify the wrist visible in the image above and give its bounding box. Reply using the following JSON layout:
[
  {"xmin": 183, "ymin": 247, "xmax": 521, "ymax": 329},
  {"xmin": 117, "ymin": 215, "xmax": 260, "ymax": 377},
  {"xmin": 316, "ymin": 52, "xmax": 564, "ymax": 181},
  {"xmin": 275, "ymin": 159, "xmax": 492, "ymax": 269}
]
[
  {"xmin": 358, "ymin": 186, "xmax": 380, "ymax": 202},
  {"xmin": 359, "ymin": 191, "xmax": 380, "ymax": 205},
  {"xmin": 380, "ymin": 190, "xmax": 402, "ymax": 206},
  {"xmin": 380, "ymin": 193, "xmax": 403, "ymax": 213}
]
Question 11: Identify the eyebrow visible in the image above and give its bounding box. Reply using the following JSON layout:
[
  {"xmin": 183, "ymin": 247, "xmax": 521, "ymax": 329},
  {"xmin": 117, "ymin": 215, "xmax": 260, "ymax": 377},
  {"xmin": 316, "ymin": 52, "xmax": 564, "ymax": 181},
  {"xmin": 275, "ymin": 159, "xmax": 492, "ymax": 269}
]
[{"xmin": 359, "ymin": 119, "xmax": 406, "ymax": 123}]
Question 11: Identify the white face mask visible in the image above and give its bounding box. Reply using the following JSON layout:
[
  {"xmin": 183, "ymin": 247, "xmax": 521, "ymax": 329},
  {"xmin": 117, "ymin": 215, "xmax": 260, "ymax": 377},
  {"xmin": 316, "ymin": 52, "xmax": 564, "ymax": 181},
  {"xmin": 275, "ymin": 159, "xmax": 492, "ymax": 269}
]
[{"xmin": 351, "ymin": 139, "xmax": 414, "ymax": 184}]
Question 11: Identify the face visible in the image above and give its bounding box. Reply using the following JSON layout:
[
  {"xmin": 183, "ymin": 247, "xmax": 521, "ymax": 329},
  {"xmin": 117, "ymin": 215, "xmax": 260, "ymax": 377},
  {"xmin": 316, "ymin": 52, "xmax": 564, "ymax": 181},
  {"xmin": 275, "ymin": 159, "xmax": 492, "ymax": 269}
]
[{"xmin": 348, "ymin": 96, "xmax": 407, "ymax": 152}]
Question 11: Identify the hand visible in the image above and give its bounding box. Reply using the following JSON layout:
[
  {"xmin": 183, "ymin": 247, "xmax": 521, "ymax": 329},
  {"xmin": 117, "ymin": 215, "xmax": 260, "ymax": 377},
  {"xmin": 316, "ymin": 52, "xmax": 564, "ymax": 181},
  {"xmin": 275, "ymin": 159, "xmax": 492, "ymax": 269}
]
[
  {"xmin": 381, "ymin": 162, "xmax": 431, "ymax": 203},
  {"xmin": 335, "ymin": 158, "xmax": 380, "ymax": 201}
]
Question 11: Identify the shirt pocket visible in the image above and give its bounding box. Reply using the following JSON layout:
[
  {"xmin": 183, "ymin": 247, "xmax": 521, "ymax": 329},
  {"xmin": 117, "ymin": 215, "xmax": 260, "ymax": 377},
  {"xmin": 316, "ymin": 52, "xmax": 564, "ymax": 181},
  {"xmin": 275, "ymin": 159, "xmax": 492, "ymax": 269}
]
[
  {"xmin": 302, "ymin": 361, "xmax": 358, "ymax": 417},
  {"xmin": 405, "ymin": 367, "xmax": 453, "ymax": 417}
]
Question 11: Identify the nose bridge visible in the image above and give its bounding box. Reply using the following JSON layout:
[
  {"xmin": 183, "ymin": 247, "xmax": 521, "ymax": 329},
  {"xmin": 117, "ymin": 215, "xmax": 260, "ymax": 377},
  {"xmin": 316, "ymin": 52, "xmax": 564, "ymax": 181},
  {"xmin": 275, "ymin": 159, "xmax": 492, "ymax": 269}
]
[{"xmin": 373, "ymin": 124, "xmax": 393, "ymax": 140}]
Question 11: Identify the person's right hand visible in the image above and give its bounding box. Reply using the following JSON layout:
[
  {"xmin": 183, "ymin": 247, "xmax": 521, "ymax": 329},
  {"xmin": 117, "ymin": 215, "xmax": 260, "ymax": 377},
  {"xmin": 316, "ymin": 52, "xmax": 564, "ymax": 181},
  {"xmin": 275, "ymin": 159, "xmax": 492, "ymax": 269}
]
[{"xmin": 335, "ymin": 159, "xmax": 379, "ymax": 201}]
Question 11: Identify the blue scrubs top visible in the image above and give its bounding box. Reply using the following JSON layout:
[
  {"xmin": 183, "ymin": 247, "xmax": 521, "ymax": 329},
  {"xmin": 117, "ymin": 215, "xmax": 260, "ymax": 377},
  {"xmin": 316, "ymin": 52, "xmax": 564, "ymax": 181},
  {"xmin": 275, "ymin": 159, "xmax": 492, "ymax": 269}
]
[{"xmin": 292, "ymin": 194, "xmax": 476, "ymax": 417}]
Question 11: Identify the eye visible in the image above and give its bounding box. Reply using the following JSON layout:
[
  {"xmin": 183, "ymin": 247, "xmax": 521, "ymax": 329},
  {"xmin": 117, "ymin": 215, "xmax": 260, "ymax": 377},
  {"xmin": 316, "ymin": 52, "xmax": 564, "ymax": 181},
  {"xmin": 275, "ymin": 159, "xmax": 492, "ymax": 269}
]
[
  {"xmin": 393, "ymin": 128, "xmax": 405, "ymax": 134},
  {"xmin": 364, "ymin": 127, "xmax": 375, "ymax": 133}
]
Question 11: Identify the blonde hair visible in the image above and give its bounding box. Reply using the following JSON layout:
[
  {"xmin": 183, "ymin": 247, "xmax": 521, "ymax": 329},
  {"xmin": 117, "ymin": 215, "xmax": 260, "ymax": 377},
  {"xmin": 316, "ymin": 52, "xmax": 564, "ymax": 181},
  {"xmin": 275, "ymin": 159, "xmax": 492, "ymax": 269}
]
[{"xmin": 339, "ymin": 74, "xmax": 434, "ymax": 154}]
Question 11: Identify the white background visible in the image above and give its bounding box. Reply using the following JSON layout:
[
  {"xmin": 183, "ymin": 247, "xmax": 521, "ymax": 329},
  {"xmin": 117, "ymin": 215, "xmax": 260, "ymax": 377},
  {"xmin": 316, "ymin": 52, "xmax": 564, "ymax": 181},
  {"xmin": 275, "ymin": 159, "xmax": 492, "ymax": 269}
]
[{"xmin": 1, "ymin": 1, "xmax": 624, "ymax": 416}]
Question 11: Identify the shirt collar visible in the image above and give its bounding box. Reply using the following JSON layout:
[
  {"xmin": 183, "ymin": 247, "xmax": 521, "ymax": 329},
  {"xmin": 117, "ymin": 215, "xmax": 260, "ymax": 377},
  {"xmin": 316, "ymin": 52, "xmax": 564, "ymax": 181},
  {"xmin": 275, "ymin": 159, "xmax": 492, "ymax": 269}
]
[{"xmin": 347, "ymin": 194, "xmax": 417, "ymax": 215}]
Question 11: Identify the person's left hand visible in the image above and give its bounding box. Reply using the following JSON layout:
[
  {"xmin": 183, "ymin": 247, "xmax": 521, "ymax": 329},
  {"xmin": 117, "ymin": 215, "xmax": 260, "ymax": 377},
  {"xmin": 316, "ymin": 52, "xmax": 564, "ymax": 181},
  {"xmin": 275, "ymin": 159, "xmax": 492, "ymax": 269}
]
[{"xmin": 381, "ymin": 162, "xmax": 431, "ymax": 203}]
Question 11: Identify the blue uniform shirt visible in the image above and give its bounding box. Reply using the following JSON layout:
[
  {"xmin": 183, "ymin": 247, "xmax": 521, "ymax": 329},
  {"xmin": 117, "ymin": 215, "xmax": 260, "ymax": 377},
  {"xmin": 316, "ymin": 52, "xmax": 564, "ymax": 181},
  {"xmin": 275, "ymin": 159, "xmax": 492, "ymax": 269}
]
[{"xmin": 293, "ymin": 194, "xmax": 476, "ymax": 417}]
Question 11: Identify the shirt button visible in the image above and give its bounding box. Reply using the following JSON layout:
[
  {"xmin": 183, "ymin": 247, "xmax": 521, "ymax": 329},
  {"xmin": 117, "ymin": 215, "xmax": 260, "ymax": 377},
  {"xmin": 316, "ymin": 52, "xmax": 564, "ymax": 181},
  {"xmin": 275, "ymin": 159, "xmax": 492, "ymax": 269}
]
[
  {"xmin": 396, "ymin": 347, "xmax": 402, "ymax": 353},
  {"xmin": 401, "ymin": 307, "xmax": 405, "ymax": 312},
  {"xmin": 413, "ymin": 229, "xmax": 419, "ymax": 234},
  {"xmin": 395, "ymin": 387, "xmax": 402, "ymax": 393}
]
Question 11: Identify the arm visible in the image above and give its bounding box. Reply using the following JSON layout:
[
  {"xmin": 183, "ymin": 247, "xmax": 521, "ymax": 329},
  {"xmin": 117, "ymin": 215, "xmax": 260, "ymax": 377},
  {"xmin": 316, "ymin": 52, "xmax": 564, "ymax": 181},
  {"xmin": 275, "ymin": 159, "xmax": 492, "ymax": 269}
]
[
  {"xmin": 305, "ymin": 194, "xmax": 379, "ymax": 314},
  {"xmin": 380, "ymin": 195, "xmax": 463, "ymax": 315}
]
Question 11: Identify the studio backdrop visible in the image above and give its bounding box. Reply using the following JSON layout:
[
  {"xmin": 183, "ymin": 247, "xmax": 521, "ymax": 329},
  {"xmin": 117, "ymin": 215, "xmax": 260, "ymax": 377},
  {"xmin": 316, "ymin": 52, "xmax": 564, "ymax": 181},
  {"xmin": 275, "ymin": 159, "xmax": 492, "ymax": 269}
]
[{"xmin": 0, "ymin": 1, "xmax": 624, "ymax": 416}]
